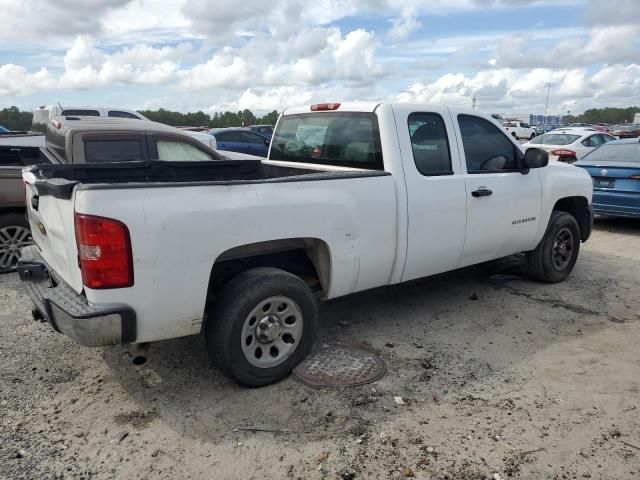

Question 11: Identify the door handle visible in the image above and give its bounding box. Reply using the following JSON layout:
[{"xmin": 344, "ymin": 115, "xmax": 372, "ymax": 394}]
[{"xmin": 471, "ymin": 188, "xmax": 493, "ymax": 197}]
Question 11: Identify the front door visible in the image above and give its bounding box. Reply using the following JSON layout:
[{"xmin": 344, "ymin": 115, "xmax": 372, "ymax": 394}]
[
  {"xmin": 394, "ymin": 105, "xmax": 468, "ymax": 282},
  {"xmin": 452, "ymin": 113, "xmax": 542, "ymax": 267}
]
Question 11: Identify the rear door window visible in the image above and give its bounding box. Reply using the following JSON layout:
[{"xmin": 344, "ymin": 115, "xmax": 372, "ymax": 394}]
[
  {"xmin": 408, "ymin": 113, "xmax": 452, "ymax": 175},
  {"xmin": 216, "ymin": 131, "xmax": 242, "ymax": 143},
  {"xmin": 240, "ymin": 131, "xmax": 266, "ymax": 144},
  {"xmin": 108, "ymin": 111, "xmax": 141, "ymax": 119},
  {"xmin": 84, "ymin": 136, "xmax": 146, "ymax": 163},
  {"xmin": 62, "ymin": 109, "xmax": 100, "ymax": 116},
  {"xmin": 156, "ymin": 139, "xmax": 214, "ymax": 161},
  {"xmin": 582, "ymin": 135, "xmax": 604, "ymax": 148},
  {"xmin": 270, "ymin": 112, "xmax": 383, "ymax": 169}
]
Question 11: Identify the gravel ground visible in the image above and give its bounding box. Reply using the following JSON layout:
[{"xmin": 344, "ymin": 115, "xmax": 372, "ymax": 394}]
[{"xmin": 1, "ymin": 217, "xmax": 640, "ymax": 480}]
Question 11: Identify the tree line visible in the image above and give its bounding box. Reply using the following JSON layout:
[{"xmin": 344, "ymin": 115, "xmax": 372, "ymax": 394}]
[
  {"xmin": 139, "ymin": 108, "xmax": 280, "ymax": 128},
  {"xmin": 0, "ymin": 106, "xmax": 279, "ymax": 131},
  {"xmin": 563, "ymin": 107, "xmax": 640, "ymax": 125},
  {"xmin": 0, "ymin": 106, "xmax": 33, "ymax": 131},
  {"xmin": 2, "ymin": 105, "xmax": 638, "ymax": 132}
]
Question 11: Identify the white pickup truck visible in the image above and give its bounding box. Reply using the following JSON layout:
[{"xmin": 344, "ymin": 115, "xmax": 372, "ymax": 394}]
[
  {"xmin": 502, "ymin": 120, "xmax": 536, "ymax": 140},
  {"xmin": 18, "ymin": 102, "xmax": 593, "ymax": 386}
]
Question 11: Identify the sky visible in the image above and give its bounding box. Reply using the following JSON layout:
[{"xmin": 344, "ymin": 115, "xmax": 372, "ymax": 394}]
[{"xmin": 0, "ymin": 0, "xmax": 638, "ymax": 116}]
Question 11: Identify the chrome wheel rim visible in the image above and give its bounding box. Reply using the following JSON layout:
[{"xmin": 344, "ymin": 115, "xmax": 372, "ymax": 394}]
[
  {"xmin": 241, "ymin": 295, "xmax": 303, "ymax": 368},
  {"xmin": 0, "ymin": 226, "xmax": 33, "ymax": 270},
  {"xmin": 552, "ymin": 227, "xmax": 573, "ymax": 271}
]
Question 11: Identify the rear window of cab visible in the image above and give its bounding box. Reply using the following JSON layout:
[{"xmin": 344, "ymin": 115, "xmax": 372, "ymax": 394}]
[{"xmin": 270, "ymin": 112, "xmax": 384, "ymax": 170}]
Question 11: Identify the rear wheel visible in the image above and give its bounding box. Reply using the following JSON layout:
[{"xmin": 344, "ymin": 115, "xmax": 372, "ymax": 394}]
[
  {"xmin": 205, "ymin": 267, "xmax": 318, "ymax": 387},
  {"xmin": 530, "ymin": 132, "xmax": 536, "ymax": 140},
  {"xmin": 0, "ymin": 213, "xmax": 33, "ymax": 273},
  {"xmin": 511, "ymin": 132, "xmax": 518, "ymax": 140},
  {"xmin": 526, "ymin": 211, "xmax": 580, "ymax": 283}
]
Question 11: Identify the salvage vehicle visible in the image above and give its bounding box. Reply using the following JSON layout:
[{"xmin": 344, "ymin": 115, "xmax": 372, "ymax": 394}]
[
  {"xmin": 523, "ymin": 129, "xmax": 616, "ymax": 163},
  {"xmin": 1, "ymin": 117, "xmax": 225, "ymax": 271},
  {"xmin": 32, "ymin": 105, "xmax": 148, "ymax": 131},
  {"xmin": 18, "ymin": 102, "xmax": 593, "ymax": 387},
  {"xmin": 502, "ymin": 120, "xmax": 536, "ymax": 140},
  {"xmin": 575, "ymin": 138, "xmax": 640, "ymax": 218},
  {"xmin": 0, "ymin": 145, "xmax": 42, "ymax": 271},
  {"xmin": 208, "ymin": 128, "xmax": 271, "ymax": 157}
]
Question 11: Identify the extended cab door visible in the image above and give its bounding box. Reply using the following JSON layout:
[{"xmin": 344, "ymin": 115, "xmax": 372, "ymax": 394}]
[
  {"xmin": 452, "ymin": 112, "xmax": 542, "ymax": 267},
  {"xmin": 392, "ymin": 105, "xmax": 467, "ymax": 281}
]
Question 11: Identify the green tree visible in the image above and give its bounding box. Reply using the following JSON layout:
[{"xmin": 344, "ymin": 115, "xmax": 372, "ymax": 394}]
[{"xmin": 0, "ymin": 106, "xmax": 33, "ymax": 131}]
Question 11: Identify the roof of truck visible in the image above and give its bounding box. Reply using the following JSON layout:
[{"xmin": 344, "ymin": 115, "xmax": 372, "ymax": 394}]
[{"xmin": 49, "ymin": 116, "xmax": 177, "ymax": 134}]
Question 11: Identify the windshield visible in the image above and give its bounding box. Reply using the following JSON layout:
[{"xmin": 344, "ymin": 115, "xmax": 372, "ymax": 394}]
[
  {"xmin": 580, "ymin": 143, "xmax": 640, "ymax": 163},
  {"xmin": 529, "ymin": 133, "xmax": 580, "ymax": 145},
  {"xmin": 270, "ymin": 112, "xmax": 383, "ymax": 169}
]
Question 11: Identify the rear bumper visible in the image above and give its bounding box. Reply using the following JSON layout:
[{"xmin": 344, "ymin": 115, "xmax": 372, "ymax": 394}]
[
  {"xmin": 16, "ymin": 246, "xmax": 136, "ymax": 346},
  {"xmin": 592, "ymin": 190, "xmax": 640, "ymax": 218}
]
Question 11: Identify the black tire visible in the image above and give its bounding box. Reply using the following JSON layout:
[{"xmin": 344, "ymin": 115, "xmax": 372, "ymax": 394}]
[
  {"xmin": 205, "ymin": 267, "xmax": 318, "ymax": 387},
  {"xmin": 530, "ymin": 132, "xmax": 536, "ymax": 140},
  {"xmin": 0, "ymin": 212, "xmax": 32, "ymax": 273},
  {"xmin": 511, "ymin": 132, "xmax": 518, "ymax": 140},
  {"xmin": 526, "ymin": 211, "xmax": 580, "ymax": 283}
]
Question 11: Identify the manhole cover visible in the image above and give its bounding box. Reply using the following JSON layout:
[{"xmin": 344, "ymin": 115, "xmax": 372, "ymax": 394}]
[{"xmin": 293, "ymin": 347, "xmax": 386, "ymax": 388}]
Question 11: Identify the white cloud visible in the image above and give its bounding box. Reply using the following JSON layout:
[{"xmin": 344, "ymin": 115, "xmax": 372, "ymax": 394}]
[
  {"xmin": 388, "ymin": 4, "xmax": 422, "ymax": 41},
  {"xmin": 396, "ymin": 65, "xmax": 640, "ymax": 113},
  {"xmin": 490, "ymin": 25, "xmax": 640, "ymax": 69},
  {"xmin": 0, "ymin": 64, "xmax": 56, "ymax": 96},
  {"xmin": 0, "ymin": 0, "xmax": 637, "ymax": 115}
]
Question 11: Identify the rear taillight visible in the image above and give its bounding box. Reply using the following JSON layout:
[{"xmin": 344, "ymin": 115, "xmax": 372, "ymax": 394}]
[
  {"xmin": 550, "ymin": 149, "xmax": 576, "ymax": 157},
  {"xmin": 75, "ymin": 213, "xmax": 133, "ymax": 289},
  {"xmin": 310, "ymin": 102, "xmax": 341, "ymax": 111}
]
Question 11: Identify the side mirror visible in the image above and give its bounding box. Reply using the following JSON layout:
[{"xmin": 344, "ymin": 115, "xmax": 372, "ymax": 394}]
[{"xmin": 524, "ymin": 148, "xmax": 549, "ymax": 169}]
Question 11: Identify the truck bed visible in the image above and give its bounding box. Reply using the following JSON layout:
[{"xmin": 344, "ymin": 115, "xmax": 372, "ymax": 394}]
[{"xmin": 27, "ymin": 160, "xmax": 389, "ymax": 199}]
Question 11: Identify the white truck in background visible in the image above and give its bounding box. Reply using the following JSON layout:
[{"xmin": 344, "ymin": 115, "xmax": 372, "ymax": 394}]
[
  {"xmin": 502, "ymin": 120, "xmax": 537, "ymax": 140},
  {"xmin": 18, "ymin": 102, "xmax": 593, "ymax": 386}
]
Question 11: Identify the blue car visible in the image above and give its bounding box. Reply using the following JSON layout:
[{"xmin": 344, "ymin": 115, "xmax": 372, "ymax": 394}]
[
  {"xmin": 574, "ymin": 139, "xmax": 640, "ymax": 218},
  {"xmin": 0, "ymin": 124, "xmax": 10, "ymax": 133},
  {"xmin": 209, "ymin": 128, "xmax": 270, "ymax": 157}
]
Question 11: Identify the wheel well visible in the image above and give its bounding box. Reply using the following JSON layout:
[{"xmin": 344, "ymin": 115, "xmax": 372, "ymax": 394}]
[
  {"xmin": 206, "ymin": 238, "xmax": 331, "ymax": 302},
  {"xmin": 553, "ymin": 196, "xmax": 590, "ymax": 240},
  {"xmin": 0, "ymin": 207, "xmax": 27, "ymax": 218}
]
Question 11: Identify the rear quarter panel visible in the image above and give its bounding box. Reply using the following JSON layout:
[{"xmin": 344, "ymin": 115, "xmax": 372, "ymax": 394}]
[{"xmin": 75, "ymin": 175, "xmax": 398, "ymax": 343}]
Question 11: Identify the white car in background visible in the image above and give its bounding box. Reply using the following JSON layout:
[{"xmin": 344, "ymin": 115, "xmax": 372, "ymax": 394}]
[
  {"xmin": 522, "ymin": 129, "xmax": 616, "ymax": 163},
  {"xmin": 502, "ymin": 120, "xmax": 536, "ymax": 140}
]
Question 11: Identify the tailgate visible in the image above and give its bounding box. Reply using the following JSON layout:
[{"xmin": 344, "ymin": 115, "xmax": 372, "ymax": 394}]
[{"xmin": 23, "ymin": 171, "xmax": 84, "ymax": 293}]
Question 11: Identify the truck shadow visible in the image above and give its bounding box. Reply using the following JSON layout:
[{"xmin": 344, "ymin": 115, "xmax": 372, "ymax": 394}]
[
  {"xmin": 101, "ymin": 246, "xmax": 638, "ymax": 444},
  {"xmin": 594, "ymin": 215, "xmax": 640, "ymax": 235}
]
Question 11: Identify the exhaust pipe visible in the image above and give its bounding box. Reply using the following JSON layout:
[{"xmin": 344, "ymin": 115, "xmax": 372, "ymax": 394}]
[{"xmin": 131, "ymin": 343, "xmax": 150, "ymax": 366}]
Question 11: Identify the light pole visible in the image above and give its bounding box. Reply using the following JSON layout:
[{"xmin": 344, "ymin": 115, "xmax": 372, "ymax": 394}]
[{"xmin": 543, "ymin": 83, "xmax": 551, "ymax": 129}]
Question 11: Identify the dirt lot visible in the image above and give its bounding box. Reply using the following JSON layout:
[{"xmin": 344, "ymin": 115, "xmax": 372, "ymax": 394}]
[{"xmin": 1, "ymin": 217, "xmax": 640, "ymax": 480}]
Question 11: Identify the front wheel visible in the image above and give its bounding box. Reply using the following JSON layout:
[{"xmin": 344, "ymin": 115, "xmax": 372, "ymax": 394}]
[
  {"xmin": 526, "ymin": 211, "xmax": 580, "ymax": 283},
  {"xmin": 206, "ymin": 267, "xmax": 318, "ymax": 387}
]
